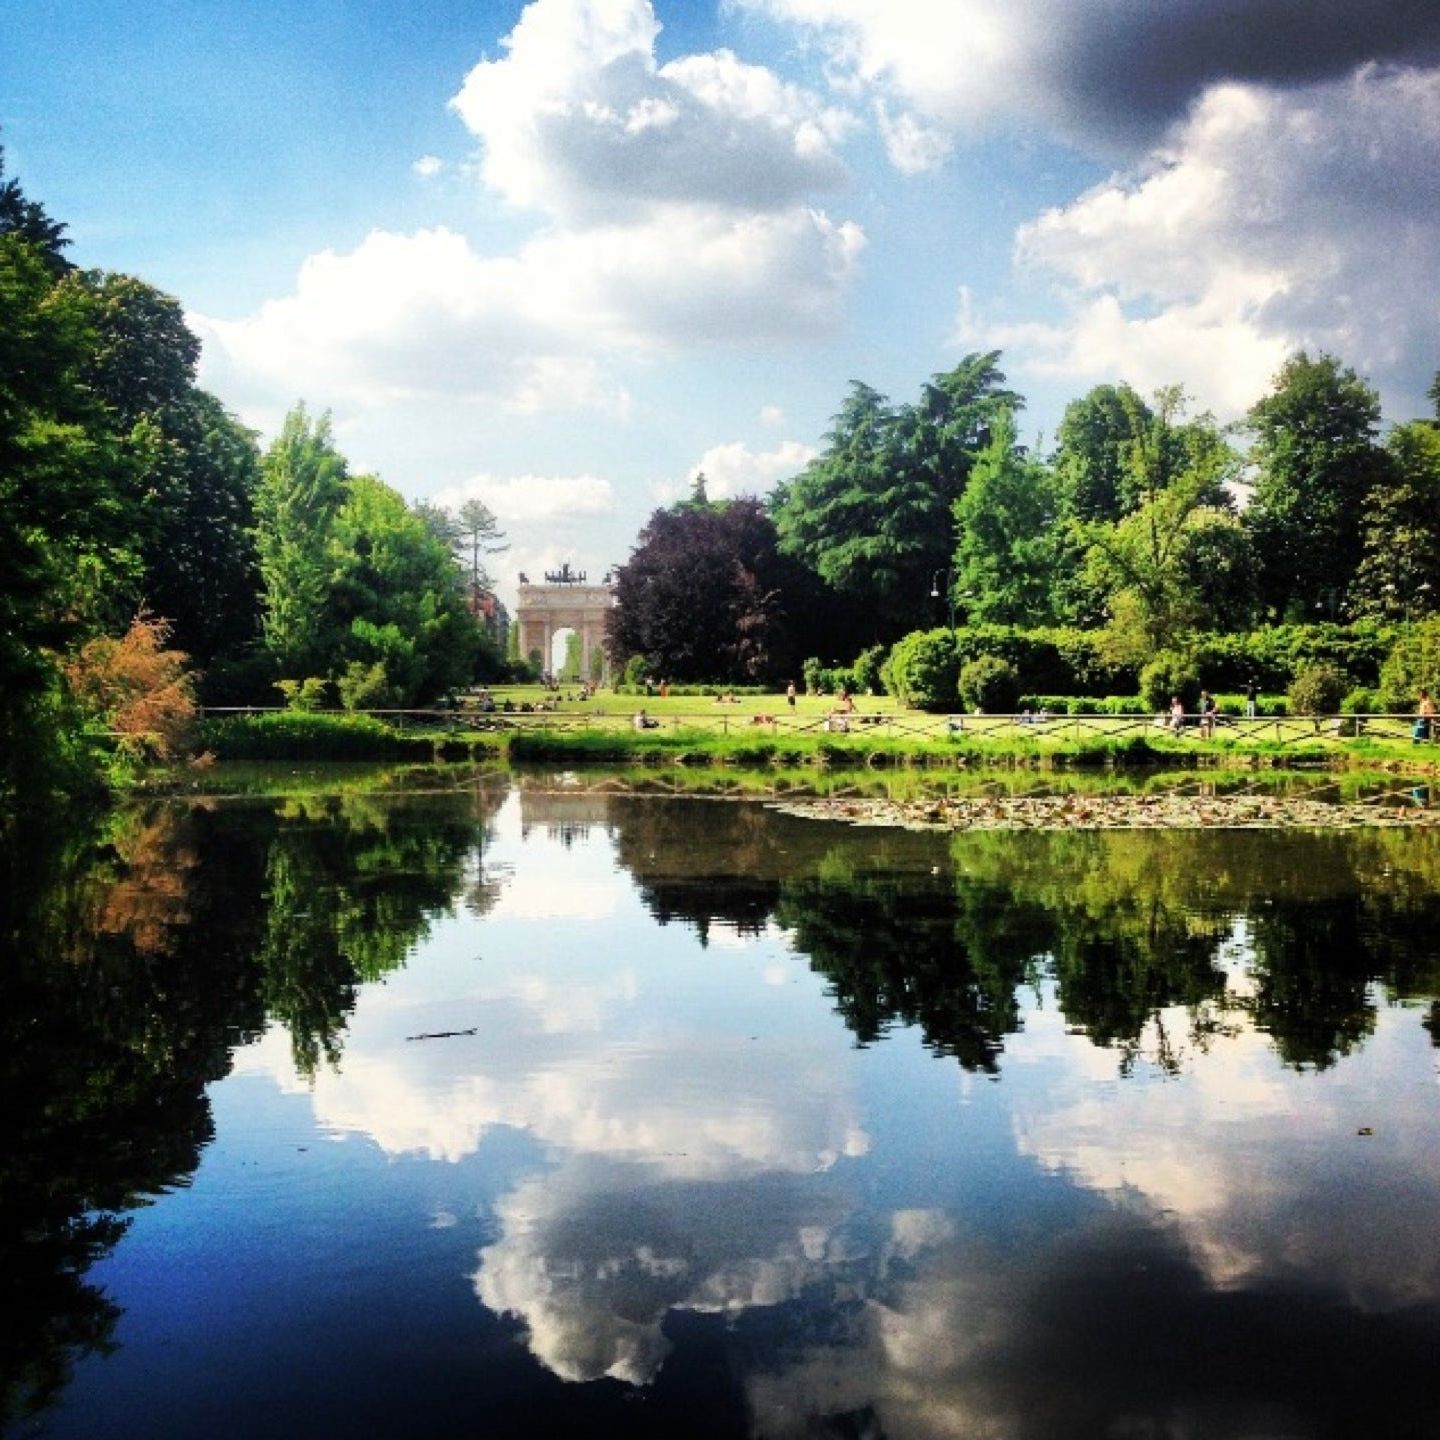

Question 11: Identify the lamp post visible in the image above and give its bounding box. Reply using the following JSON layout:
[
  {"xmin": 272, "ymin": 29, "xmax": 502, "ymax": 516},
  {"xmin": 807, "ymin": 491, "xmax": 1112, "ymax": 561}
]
[{"xmin": 930, "ymin": 568, "xmax": 957, "ymax": 632}]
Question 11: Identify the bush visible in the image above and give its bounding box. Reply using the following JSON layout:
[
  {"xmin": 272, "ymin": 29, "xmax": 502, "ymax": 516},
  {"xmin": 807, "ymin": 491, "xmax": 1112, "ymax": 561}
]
[
  {"xmin": 337, "ymin": 660, "xmax": 403, "ymax": 711},
  {"xmin": 63, "ymin": 613, "xmax": 199, "ymax": 761},
  {"xmin": 276, "ymin": 676, "xmax": 330, "ymax": 712},
  {"xmin": 959, "ymin": 655, "xmax": 1022, "ymax": 713},
  {"xmin": 1288, "ymin": 662, "xmax": 1349, "ymax": 716},
  {"xmin": 198, "ymin": 711, "xmax": 436, "ymax": 761},
  {"xmin": 1340, "ymin": 686, "xmax": 1380, "ymax": 715},
  {"xmin": 885, "ymin": 629, "xmax": 960, "ymax": 710},
  {"xmin": 852, "ymin": 644, "xmax": 888, "ymax": 695},
  {"xmin": 622, "ymin": 653, "xmax": 649, "ymax": 688},
  {"xmin": 1189, "ymin": 622, "xmax": 1397, "ymax": 692},
  {"xmin": 1377, "ymin": 618, "xmax": 1440, "ymax": 711},
  {"xmin": 1139, "ymin": 653, "xmax": 1200, "ymax": 711}
]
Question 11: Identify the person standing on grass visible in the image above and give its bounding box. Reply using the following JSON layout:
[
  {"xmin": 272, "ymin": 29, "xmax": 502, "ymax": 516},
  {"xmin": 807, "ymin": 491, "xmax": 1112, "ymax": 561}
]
[
  {"xmin": 1169, "ymin": 696, "xmax": 1185, "ymax": 734},
  {"xmin": 1200, "ymin": 690, "xmax": 1218, "ymax": 739},
  {"xmin": 1245, "ymin": 679, "xmax": 1258, "ymax": 719},
  {"xmin": 1417, "ymin": 689, "xmax": 1437, "ymax": 742},
  {"xmin": 786, "ymin": 681, "xmax": 797, "ymax": 710}
]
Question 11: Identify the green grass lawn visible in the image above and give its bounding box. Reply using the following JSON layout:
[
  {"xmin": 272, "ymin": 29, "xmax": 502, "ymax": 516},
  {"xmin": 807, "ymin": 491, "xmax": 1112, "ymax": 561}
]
[
  {"xmin": 197, "ymin": 686, "xmax": 1440, "ymax": 771},
  {"xmin": 468, "ymin": 685, "xmax": 1433, "ymax": 749}
]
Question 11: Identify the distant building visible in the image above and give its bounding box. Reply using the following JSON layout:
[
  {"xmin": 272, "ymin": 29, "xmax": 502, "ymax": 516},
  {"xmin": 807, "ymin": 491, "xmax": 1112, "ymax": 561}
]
[{"xmin": 465, "ymin": 581, "xmax": 510, "ymax": 651}]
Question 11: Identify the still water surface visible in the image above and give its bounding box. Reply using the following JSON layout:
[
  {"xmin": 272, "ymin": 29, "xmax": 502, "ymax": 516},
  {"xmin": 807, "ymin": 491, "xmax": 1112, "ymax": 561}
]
[{"xmin": 6, "ymin": 774, "xmax": 1440, "ymax": 1439}]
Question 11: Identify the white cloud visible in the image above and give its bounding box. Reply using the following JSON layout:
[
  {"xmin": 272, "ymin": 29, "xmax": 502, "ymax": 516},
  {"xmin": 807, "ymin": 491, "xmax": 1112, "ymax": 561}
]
[
  {"xmin": 474, "ymin": 1160, "xmax": 854, "ymax": 1385},
  {"xmin": 961, "ymin": 67, "xmax": 1440, "ymax": 419},
  {"xmin": 874, "ymin": 101, "xmax": 952, "ymax": 174},
  {"xmin": 432, "ymin": 472, "xmax": 616, "ymax": 526},
  {"xmin": 758, "ymin": 403, "xmax": 785, "ymax": 426},
  {"xmin": 506, "ymin": 355, "xmax": 634, "ymax": 419},
  {"xmin": 412, "ymin": 154, "xmax": 444, "ymax": 177},
  {"xmin": 449, "ymin": 0, "xmax": 853, "ymax": 221},
  {"xmin": 687, "ymin": 438, "xmax": 816, "ymax": 499},
  {"xmin": 195, "ymin": 207, "xmax": 864, "ymax": 420}
]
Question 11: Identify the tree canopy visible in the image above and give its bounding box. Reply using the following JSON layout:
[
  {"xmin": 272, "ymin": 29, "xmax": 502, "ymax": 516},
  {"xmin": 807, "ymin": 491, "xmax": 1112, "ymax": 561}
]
[{"xmin": 608, "ymin": 497, "xmax": 810, "ymax": 683}]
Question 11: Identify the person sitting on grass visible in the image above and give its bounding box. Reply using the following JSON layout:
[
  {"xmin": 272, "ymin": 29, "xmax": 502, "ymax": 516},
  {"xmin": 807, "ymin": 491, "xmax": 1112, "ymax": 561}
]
[{"xmin": 633, "ymin": 708, "xmax": 660, "ymax": 731}]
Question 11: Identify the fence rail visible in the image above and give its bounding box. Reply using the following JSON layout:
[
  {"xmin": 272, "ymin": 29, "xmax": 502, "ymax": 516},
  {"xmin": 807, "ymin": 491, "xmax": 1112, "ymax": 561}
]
[{"xmin": 200, "ymin": 707, "xmax": 1439, "ymax": 746}]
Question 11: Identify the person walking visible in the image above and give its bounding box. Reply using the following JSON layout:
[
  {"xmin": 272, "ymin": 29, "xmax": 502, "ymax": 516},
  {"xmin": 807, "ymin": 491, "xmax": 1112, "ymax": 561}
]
[{"xmin": 1199, "ymin": 689, "xmax": 1218, "ymax": 739}]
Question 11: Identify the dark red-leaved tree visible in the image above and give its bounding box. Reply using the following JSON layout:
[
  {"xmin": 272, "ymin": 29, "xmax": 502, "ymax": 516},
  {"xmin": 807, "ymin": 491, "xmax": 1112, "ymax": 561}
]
[{"xmin": 606, "ymin": 498, "xmax": 810, "ymax": 683}]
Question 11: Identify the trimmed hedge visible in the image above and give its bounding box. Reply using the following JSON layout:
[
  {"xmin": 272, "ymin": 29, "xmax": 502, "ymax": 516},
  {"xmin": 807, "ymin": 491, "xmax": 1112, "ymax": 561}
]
[{"xmin": 201, "ymin": 711, "xmax": 470, "ymax": 761}]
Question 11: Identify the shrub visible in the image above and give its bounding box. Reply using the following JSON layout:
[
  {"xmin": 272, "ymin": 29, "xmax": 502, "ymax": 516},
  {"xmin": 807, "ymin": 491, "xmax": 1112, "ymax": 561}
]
[
  {"xmin": 276, "ymin": 677, "xmax": 330, "ymax": 712},
  {"xmin": 852, "ymin": 644, "xmax": 888, "ymax": 695},
  {"xmin": 885, "ymin": 629, "xmax": 960, "ymax": 710},
  {"xmin": 959, "ymin": 655, "xmax": 1022, "ymax": 713},
  {"xmin": 1288, "ymin": 662, "xmax": 1349, "ymax": 716},
  {"xmin": 1139, "ymin": 653, "xmax": 1200, "ymax": 711},
  {"xmin": 63, "ymin": 613, "xmax": 199, "ymax": 761},
  {"xmin": 1340, "ymin": 686, "xmax": 1380, "ymax": 715},
  {"xmin": 337, "ymin": 660, "xmax": 403, "ymax": 711},
  {"xmin": 622, "ymin": 653, "xmax": 649, "ymax": 688},
  {"xmin": 199, "ymin": 711, "xmax": 435, "ymax": 761},
  {"xmin": 1377, "ymin": 618, "xmax": 1440, "ymax": 711}
]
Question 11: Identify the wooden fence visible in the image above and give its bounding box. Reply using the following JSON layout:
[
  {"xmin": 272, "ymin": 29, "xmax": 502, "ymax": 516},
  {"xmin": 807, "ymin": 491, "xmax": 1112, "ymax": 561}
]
[{"xmin": 201, "ymin": 707, "xmax": 1439, "ymax": 747}]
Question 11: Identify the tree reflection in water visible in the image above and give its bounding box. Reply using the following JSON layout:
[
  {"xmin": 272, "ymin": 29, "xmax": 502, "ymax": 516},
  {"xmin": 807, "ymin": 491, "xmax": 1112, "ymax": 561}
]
[
  {"xmin": 0, "ymin": 783, "xmax": 502, "ymax": 1426},
  {"xmin": 613, "ymin": 801, "xmax": 1440, "ymax": 1074}
]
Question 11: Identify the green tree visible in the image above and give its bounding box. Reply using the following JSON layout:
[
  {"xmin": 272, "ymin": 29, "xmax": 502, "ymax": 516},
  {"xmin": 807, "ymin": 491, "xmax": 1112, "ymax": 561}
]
[
  {"xmin": 1053, "ymin": 382, "xmax": 1153, "ymax": 523},
  {"xmin": 329, "ymin": 474, "xmax": 483, "ymax": 703},
  {"xmin": 0, "ymin": 144, "xmax": 70, "ymax": 272},
  {"xmin": 452, "ymin": 497, "xmax": 506, "ymax": 590},
  {"xmin": 1244, "ymin": 353, "xmax": 1386, "ymax": 621},
  {"xmin": 952, "ymin": 412, "xmax": 1062, "ymax": 625},
  {"xmin": 253, "ymin": 405, "xmax": 348, "ymax": 680},
  {"xmin": 774, "ymin": 355, "xmax": 1023, "ymax": 644},
  {"xmin": 72, "ymin": 272, "xmax": 263, "ymax": 662},
  {"xmin": 1079, "ymin": 391, "xmax": 1242, "ymax": 659},
  {"xmin": 0, "ymin": 233, "xmax": 135, "ymax": 810},
  {"xmin": 1350, "ymin": 422, "xmax": 1440, "ymax": 621}
]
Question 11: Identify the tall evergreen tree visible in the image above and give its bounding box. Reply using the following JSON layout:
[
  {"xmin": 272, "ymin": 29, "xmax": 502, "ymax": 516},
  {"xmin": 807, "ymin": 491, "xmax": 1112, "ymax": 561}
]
[
  {"xmin": 773, "ymin": 354, "xmax": 1022, "ymax": 643},
  {"xmin": 253, "ymin": 406, "xmax": 347, "ymax": 679}
]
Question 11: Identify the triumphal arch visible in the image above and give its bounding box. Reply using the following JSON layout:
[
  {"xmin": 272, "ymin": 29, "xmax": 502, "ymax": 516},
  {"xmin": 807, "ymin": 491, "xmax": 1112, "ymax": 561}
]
[{"xmin": 514, "ymin": 564, "xmax": 616, "ymax": 680}]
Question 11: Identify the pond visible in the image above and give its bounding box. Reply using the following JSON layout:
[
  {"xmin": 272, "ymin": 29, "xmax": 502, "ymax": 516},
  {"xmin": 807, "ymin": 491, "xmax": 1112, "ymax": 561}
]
[{"xmin": 5, "ymin": 771, "xmax": 1440, "ymax": 1439}]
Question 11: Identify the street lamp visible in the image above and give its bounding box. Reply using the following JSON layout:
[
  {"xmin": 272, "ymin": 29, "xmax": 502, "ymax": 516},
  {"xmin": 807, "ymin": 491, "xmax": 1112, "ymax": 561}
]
[{"xmin": 930, "ymin": 568, "xmax": 956, "ymax": 632}]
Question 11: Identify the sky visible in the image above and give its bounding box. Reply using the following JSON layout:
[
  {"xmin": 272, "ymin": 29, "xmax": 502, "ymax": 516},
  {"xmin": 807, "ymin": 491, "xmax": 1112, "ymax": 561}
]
[{"xmin": 5, "ymin": 0, "xmax": 1440, "ymax": 605}]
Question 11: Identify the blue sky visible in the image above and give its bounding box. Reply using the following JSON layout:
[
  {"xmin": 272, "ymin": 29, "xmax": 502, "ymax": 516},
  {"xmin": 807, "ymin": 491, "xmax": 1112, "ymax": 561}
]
[{"xmin": 5, "ymin": 0, "xmax": 1439, "ymax": 600}]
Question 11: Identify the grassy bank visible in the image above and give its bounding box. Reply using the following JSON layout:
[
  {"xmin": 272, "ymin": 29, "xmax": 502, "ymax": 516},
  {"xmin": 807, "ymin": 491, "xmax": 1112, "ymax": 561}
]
[{"xmin": 196, "ymin": 709, "xmax": 1440, "ymax": 774}]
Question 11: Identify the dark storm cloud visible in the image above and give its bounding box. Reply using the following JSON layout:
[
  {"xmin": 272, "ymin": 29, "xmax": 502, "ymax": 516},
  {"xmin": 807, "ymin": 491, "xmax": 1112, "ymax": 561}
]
[{"xmin": 1055, "ymin": 0, "xmax": 1440, "ymax": 142}]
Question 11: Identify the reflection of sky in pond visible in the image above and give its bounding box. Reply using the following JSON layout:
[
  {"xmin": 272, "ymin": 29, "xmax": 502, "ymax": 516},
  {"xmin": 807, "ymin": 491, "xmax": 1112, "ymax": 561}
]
[{"xmin": 27, "ymin": 787, "xmax": 1440, "ymax": 1439}]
